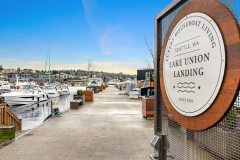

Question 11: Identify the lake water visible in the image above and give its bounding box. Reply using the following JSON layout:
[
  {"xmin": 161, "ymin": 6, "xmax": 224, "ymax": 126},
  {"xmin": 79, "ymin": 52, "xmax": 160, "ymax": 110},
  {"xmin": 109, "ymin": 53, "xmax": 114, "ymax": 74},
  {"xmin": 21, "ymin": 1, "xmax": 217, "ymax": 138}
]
[{"xmin": 8, "ymin": 87, "xmax": 86, "ymax": 130}]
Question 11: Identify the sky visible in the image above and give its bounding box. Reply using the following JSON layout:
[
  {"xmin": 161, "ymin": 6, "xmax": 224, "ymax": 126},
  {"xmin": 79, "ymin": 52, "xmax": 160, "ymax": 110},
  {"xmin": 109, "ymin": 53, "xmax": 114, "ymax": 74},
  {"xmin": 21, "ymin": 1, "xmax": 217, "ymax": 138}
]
[{"xmin": 0, "ymin": 0, "xmax": 172, "ymax": 75}]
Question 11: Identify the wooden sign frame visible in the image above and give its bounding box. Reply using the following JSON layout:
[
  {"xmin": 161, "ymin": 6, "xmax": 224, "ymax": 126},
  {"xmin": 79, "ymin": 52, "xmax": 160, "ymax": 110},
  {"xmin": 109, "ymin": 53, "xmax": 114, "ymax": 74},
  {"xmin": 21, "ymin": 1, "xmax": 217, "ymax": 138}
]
[{"xmin": 160, "ymin": 0, "xmax": 240, "ymax": 131}]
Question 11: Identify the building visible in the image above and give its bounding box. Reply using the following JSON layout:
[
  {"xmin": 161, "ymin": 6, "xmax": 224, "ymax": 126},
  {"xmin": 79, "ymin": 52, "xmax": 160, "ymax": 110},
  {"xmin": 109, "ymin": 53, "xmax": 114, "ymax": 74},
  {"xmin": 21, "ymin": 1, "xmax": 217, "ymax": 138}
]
[
  {"xmin": 35, "ymin": 73, "xmax": 55, "ymax": 79},
  {"xmin": 3, "ymin": 68, "xmax": 17, "ymax": 73},
  {"xmin": 137, "ymin": 68, "xmax": 154, "ymax": 97}
]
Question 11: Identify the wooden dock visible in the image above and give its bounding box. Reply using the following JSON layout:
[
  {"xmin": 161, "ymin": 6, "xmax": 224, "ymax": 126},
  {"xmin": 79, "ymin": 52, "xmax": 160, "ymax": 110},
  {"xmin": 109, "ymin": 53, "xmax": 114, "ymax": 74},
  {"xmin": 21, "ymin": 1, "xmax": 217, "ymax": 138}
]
[{"xmin": 0, "ymin": 86, "xmax": 154, "ymax": 160}]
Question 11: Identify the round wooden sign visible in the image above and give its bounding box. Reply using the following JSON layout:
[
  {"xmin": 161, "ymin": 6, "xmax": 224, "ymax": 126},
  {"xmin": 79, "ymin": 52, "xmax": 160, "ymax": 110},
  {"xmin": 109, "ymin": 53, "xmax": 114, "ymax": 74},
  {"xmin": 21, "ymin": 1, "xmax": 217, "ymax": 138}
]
[{"xmin": 160, "ymin": 0, "xmax": 240, "ymax": 131}]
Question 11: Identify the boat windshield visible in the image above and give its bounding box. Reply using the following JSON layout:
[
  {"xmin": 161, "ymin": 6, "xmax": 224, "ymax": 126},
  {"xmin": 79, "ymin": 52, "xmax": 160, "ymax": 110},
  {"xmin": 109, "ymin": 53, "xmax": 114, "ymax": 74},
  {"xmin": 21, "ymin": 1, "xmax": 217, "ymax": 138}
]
[
  {"xmin": 19, "ymin": 85, "xmax": 29, "ymax": 89},
  {"xmin": 62, "ymin": 86, "xmax": 68, "ymax": 89},
  {"xmin": 56, "ymin": 86, "xmax": 61, "ymax": 89},
  {"xmin": 17, "ymin": 85, "xmax": 35, "ymax": 93},
  {"xmin": 44, "ymin": 86, "xmax": 56, "ymax": 91}
]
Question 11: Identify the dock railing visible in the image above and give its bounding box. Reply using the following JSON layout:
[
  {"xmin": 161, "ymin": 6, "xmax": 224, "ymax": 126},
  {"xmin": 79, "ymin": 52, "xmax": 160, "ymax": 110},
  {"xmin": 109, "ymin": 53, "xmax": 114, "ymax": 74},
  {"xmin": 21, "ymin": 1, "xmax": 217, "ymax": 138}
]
[{"xmin": 0, "ymin": 102, "xmax": 22, "ymax": 130}]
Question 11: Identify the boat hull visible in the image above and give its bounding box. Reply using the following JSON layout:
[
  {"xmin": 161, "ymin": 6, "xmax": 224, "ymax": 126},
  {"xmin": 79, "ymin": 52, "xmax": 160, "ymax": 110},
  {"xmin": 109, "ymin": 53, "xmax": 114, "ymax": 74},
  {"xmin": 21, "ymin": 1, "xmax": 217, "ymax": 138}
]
[
  {"xmin": 38, "ymin": 93, "xmax": 48, "ymax": 101},
  {"xmin": 46, "ymin": 92, "xmax": 60, "ymax": 98},
  {"xmin": 2, "ymin": 94, "xmax": 41, "ymax": 105},
  {"xmin": 58, "ymin": 90, "xmax": 70, "ymax": 95}
]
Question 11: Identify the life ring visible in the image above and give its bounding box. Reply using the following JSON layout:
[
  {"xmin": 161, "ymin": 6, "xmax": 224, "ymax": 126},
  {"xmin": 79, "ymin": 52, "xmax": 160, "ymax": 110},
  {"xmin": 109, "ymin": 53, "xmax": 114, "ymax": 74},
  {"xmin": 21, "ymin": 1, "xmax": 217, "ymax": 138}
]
[{"xmin": 17, "ymin": 86, "xmax": 20, "ymax": 89}]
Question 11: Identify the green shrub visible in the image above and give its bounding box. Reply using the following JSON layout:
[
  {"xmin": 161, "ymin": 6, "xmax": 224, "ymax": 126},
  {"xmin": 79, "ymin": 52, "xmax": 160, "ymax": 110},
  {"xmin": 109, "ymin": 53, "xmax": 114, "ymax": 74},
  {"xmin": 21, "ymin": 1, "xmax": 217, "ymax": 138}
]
[
  {"xmin": 77, "ymin": 90, "xmax": 82, "ymax": 96},
  {"xmin": 222, "ymin": 106, "xmax": 239, "ymax": 129},
  {"xmin": 94, "ymin": 86, "xmax": 97, "ymax": 89}
]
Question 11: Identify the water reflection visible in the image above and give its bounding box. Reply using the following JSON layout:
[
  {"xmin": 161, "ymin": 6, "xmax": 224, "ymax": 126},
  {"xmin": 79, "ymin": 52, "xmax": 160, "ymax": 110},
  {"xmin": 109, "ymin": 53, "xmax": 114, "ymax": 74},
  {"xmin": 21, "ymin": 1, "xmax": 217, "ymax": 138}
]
[{"xmin": 8, "ymin": 93, "xmax": 74, "ymax": 130}]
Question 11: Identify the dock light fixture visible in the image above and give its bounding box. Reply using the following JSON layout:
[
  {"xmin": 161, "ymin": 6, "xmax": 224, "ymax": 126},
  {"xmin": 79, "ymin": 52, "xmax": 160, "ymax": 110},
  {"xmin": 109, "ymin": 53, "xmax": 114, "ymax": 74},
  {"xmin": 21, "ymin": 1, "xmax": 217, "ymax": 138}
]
[
  {"xmin": 149, "ymin": 135, "xmax": 160, "ymax": 160},
  {"xmin": 149, "ymin": 135, "xmax": 167, "ymax": 160}
]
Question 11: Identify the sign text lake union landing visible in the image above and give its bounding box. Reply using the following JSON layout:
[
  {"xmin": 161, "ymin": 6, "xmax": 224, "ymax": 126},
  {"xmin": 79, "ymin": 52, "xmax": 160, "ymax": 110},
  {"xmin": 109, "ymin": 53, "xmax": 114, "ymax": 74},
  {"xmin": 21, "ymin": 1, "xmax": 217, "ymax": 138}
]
[{"xmin": 163, "ymin": 13, "xmax": 225, "ymax": 117}]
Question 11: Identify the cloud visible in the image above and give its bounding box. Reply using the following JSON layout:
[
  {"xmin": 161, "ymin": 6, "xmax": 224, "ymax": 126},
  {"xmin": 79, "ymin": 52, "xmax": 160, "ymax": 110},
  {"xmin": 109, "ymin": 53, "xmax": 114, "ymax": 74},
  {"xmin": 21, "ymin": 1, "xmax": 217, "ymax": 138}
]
[
  {"xmin": 63, "ymin": 61, "xmax": 119, "ymax": 67},
  {"xmin": 82, "ymin": 0, "xmax": 97, "ymax": 12},
  {"xmin": 94, "ymin": 62, "xmax": 120, "ymax": 66},
  {"xmin": 7, "ymin": 59, "xmax": 18, "ymax": 61},
  {"xmin": 102, "ymin": 50, "xmax": 113, "ymax": 55},
  {"xmin": 31, "ymin": 61, "xmax": 42, "ymax": 64},
  {"xmin": 58, "ymin": 61, "xmax": 140, "ymax": 74}
]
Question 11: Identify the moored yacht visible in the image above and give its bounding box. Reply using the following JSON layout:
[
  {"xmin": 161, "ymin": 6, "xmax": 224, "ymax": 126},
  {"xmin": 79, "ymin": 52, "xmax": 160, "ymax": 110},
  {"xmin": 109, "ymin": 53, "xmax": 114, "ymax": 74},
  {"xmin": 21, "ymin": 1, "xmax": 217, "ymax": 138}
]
[
  {"xmin": 43, "ymin": 85, "xmax": 60, "ymax": 98},
  {"xmin": 57, "ymin": 85, "xmax": 70, "ymax": 95},
  {"xmin": 34, "ymin": 85, "xmax": 48, "ymax": 101},
  {"xmin": 108, "ymin": 79, "xmax": 119, "ymax": 86},
  {"xmin": 0, "ymin": 80, "xmax": 11, "ymax": 93},
  {"xmin": 2, "ymin": 85, "xmax": 43, "ymax": 105}
]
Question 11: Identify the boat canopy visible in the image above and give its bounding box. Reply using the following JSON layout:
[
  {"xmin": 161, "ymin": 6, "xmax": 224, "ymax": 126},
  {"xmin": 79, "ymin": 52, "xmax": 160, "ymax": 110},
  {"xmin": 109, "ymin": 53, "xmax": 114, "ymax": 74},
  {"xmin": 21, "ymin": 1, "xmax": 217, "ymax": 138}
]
[{"xmin": 91, "ymin": 81, "xmax": 97, "ymax": 84}]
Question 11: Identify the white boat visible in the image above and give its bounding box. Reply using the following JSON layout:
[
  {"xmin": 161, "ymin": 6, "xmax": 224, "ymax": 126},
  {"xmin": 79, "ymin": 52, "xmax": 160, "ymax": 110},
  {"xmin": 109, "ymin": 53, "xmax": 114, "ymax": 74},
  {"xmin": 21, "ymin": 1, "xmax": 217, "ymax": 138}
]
[
  {"xmin": 87, "ymin": 78, "xmax": 103, "ymax": 87},
  {"xmin": 2, "ymin": 85, "xmax": 43, "ymax": 105},
  {"xmin": 57, "ymin": 85, "xmax": 70, "ymax": 95},
  {"xmin": 0, "ymin": 80, "xmax": 11, "ymax": 92},
  {"xmin": 43, "ymin": 85, "xmax": 60, "ymax": 98},
  {"xmin": 108, "ymin": 79, "xmax": 119, "ymax": 85},
  {"xmin": 34, "ymin": 85, "xmax": 48, "ymax": 101}
]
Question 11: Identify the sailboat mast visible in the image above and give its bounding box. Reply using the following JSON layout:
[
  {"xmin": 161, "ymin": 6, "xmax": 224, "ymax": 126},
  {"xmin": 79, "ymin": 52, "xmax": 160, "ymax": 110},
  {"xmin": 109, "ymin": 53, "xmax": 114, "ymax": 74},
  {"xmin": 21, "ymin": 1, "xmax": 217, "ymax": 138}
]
[{"xmin": 49, "ymin": 41, "xmax": 50, "ymax": 83}]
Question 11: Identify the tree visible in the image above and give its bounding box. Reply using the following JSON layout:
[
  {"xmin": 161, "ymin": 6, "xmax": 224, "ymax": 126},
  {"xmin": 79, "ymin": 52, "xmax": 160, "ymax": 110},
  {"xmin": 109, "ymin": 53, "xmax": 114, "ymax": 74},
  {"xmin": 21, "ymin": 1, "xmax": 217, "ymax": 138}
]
[
  {"xmin": 0, "ymin": 65, "xmax": 3, "ymax": 72},
  {"xmin": 103, "ymin": 76, "xmax": 106, "ymax": 83},
  {"xmin": 122, "ymin": 74, "xmax": 126, "ymax": 80},
  {"xmin": 86, "ymin": 59, "xmax": 93, "ymax": 91},
  {"xmin": 17, "ymin": 67, "xmax": 20, "ymax": 72},
  {"xmin": 52, "ymin": 70, "xmax": 58, "ymax": 74},
  {"xmin": 143, "ymin": 33, "xmax": 155, "ymax": 67},
  {"xmin": 35, "ymin": 70, "xmax": 40, "ymax": 73},
  {"xmin": 143, "ymin": 33, "xmax": 155, "ymax": 81}
]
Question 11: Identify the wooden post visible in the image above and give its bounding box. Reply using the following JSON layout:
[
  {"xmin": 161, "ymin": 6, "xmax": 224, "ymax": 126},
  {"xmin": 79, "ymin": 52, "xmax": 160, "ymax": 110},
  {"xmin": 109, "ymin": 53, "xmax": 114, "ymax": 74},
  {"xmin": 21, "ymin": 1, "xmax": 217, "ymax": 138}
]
[
  {"xmin": 4, "ymin": 102, "xmax": 7, "ymax": 126},
  {"xmin": 20, "ymin": 119, "xmax": 22, "ymax": 130}
]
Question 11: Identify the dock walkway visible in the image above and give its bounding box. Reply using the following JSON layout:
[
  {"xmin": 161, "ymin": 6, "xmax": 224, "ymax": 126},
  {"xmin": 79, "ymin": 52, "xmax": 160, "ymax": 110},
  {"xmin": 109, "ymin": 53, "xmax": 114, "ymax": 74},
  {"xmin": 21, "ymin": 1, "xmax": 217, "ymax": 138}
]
[{"xmin": 0, "ymin": 86, "xmax": 154, "ymax": 160}]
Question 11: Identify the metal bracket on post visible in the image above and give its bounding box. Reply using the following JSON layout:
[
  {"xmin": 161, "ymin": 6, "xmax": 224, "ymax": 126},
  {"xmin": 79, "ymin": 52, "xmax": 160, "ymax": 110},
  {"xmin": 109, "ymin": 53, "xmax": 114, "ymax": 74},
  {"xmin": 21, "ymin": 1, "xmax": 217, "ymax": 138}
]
[
  {"xmin": 51, "ymin": 100, "xmax": 54, "ymax": 117},
  {"xmin": 149, "ymin": 135, "xmax": 167, "ymax": 160}
]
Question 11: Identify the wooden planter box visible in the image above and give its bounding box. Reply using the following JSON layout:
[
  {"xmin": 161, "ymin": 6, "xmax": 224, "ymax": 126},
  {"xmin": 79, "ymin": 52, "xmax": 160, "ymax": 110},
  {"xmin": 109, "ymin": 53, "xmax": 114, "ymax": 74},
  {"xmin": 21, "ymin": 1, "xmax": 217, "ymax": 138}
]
[
  {"xmin": 97, "ymin": 86, "xmax": 103, "ymax": 91},
  {"xmin": 142, "ymin": 97, "xmax": 154, "ymax": 118},
  {"xmin": 82, "ymin": 91, "xmax": 94, "ymax": 102},
  {"xmin": 103, "ymin": 86, "xmax": 106, "ymax": 89},
  {"xmin": 0, "ymin": 126, "xmax": 15, "ymax": 140}
]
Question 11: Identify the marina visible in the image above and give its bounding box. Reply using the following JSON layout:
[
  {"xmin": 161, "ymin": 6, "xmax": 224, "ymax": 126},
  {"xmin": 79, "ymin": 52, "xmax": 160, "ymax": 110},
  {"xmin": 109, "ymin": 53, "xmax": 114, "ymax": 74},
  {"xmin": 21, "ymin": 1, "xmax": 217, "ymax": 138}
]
[
  {"xmin": 0, "ymin": 86, "xmax": 154, "ymax": 160},
  {"xmin": 2, "ymin": 0, "xmax": 240, "ymax": 159}
]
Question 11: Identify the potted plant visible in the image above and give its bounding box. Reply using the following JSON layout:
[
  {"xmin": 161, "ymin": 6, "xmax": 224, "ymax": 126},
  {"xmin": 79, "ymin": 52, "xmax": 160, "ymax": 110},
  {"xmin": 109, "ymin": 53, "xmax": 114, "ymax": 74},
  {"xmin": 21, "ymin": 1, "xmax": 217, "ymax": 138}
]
[
  {"xmin": 94, "ymin": 86, "xmax": 98, "ymax": 93},
  {"xmin": 75, "ymin": 90, "xmax": 85, "ymax": 104}
]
